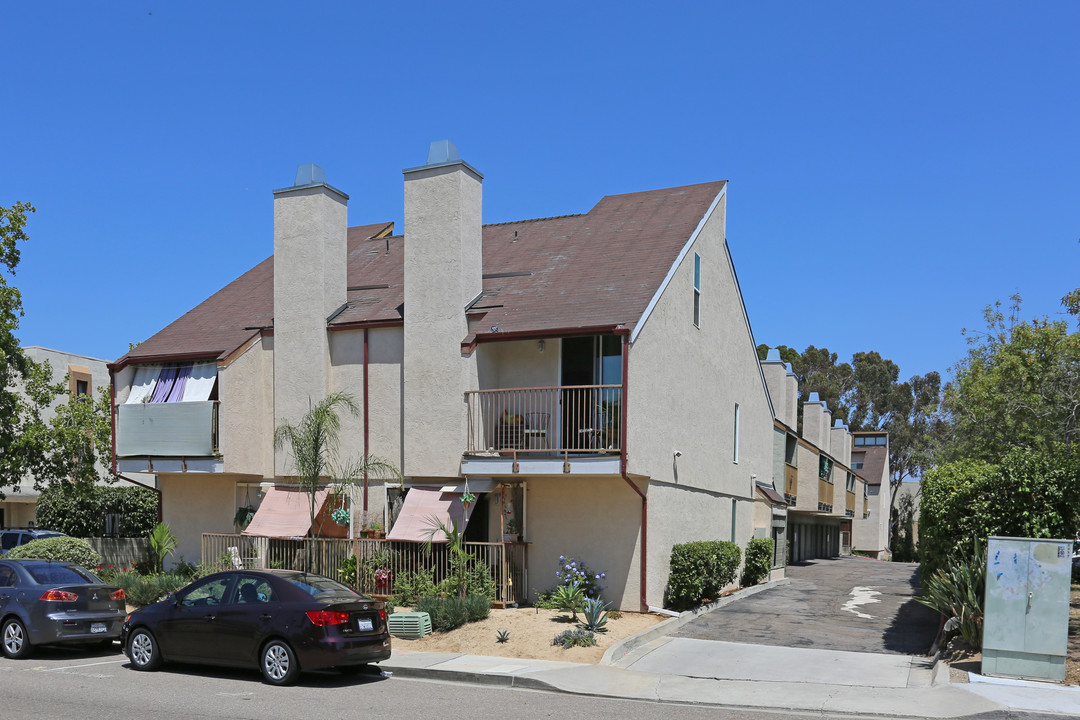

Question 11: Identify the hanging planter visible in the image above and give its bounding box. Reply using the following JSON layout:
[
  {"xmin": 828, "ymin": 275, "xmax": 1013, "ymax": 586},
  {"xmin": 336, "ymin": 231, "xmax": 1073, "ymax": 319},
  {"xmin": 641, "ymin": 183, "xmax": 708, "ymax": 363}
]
[
  {"xmin": 234, "ymin": 505, "xmax": 255, "ymax": 528},
  {"xmin": 331, "ymin": 507, "xmax": 351, "ymax": 526}
]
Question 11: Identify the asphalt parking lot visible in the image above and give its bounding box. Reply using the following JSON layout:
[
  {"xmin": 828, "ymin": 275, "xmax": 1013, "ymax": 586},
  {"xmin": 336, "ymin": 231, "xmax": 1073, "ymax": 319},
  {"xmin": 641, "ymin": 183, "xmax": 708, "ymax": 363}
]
[{"xmin": 673, "ymin": 556, "xmax": 940, "ymax": 655}]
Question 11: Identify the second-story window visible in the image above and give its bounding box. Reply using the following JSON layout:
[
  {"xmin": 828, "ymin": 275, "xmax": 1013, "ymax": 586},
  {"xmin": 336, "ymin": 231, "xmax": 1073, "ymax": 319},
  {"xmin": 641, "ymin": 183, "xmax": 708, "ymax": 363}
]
[
  {"xmin": 693, "ymin": 253, "xmax": 701, "ymax": 328},
  {"xmin": 732, "ymin": 402, "xmax": 740, "ymax": 463}
]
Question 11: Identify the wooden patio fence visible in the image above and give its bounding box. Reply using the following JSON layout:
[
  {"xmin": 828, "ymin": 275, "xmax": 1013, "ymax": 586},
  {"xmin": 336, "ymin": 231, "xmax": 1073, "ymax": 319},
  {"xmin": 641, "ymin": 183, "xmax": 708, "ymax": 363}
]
[{"xmin": 202, "ymin": 533, "xmax": 526, "ymax": 607}]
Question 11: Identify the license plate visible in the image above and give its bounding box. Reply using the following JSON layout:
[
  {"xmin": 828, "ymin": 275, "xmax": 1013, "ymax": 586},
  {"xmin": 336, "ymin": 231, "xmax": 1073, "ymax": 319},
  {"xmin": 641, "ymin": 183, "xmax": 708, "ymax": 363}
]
[
  {"xmin": 355, "ymin": 618, "xmax": 373, "ymax": 632},
  {"xmin": 91, "ymin": 623, "xmax": 107, "ymax": 634}
]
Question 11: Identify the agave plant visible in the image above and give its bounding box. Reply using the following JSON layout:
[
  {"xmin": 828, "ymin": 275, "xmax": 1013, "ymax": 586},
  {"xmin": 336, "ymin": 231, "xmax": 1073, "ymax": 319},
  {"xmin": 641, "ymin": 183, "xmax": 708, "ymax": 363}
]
[
  {"xmin": 915, "ymin": 540, "xmax": 986, "ymax": 647},
  {"xmin": 496, "ymin": 629, "xmax": 510, "ymax": 643},
  {"xmin": 552, "ymin": 581, "xmax": 585, "ymax": 620},
  {"xmin": 580, "ymin": 597, "xmax": 610, "ymax": 632}
]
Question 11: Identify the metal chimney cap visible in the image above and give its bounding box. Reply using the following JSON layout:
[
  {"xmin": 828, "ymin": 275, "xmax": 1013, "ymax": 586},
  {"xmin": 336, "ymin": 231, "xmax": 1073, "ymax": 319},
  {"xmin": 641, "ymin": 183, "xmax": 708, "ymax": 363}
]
[
  {"xmin": 833, "ymin": 419, "xmax": 848, "ymax": 429},
  {"xmin": 426, "ymin": 140, "xmax": 460, "ymax": 165},
  {"xmin": 403, "ymin": 140, "xmax": 484, "ymax": 179},
  {"xmin": 807, "ymin": 392, "xmax": 820, "ymax": 403},
  {"xmin": 273, "ymin": 163, "xmax": 349, "ymax": 199},
  {"xmin": 765, "ymin": 348, "xmax": 782, "ymax": 362},
  {"xmin": 294, "ymin": 163, "xmax": 327, "ymax": 187}
]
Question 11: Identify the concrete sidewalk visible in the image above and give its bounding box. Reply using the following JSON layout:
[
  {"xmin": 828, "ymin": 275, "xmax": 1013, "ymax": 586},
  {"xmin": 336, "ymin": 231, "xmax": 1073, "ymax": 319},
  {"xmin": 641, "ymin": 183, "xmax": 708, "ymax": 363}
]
[
  {"xmin": 382, "ymin": 645, "xmax": 1079, "ymax": 718},
  {"xmin": 380, "ymin": 573, "xmax": 1078, "ymax": 718}
]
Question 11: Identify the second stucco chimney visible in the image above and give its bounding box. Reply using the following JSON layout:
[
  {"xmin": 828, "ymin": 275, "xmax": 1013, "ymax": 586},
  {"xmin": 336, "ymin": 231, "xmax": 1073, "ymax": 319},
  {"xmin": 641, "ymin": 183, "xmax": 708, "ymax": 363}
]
[
  {"xmin": 402, "ymin": 141, "xmax": 483, "ymax": 477},
  {"xmin": 272, "ymin": 164, "xmax": 348, "ymax": 474}
]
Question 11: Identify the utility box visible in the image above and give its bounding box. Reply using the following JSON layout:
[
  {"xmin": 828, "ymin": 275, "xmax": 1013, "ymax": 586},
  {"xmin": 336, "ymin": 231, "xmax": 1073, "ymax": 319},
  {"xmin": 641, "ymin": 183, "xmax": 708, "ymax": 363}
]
[{"xmin": 982, "ymin": 536, "xmax": 1072, "ymax": 682}]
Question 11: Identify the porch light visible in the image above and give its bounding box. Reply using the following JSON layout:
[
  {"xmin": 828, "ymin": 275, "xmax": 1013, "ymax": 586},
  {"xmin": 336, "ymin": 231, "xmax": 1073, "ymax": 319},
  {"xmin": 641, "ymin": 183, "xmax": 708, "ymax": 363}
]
[{"xmin": 537, "ymin": 339, "xmax": 545, "ymax": 353}]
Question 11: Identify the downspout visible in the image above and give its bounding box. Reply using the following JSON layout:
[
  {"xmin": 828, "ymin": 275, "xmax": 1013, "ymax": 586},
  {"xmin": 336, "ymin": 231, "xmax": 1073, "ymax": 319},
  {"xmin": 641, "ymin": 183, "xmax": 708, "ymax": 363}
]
[
  {"xmin": 616, "ymin": 329, "xmax": 647, "ymax": 612},
  {"xmin": 363, "ymin": 328, "xmax": 370, "ymax": 514},
  {"xmin": 109, "ymin": 369, "xmax": 163, "ymax": 522}
]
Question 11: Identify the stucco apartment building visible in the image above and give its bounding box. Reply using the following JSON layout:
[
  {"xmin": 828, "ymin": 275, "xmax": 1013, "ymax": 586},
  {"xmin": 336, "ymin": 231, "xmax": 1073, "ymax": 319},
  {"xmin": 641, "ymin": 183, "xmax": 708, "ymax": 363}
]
[
  {"xmin": 761, "ymin": 351, "xmax": 876, "ymax": 563},
  {"xmin": 109, "ymin": 142, "xmax": 778, "ymax": 611},
  {"xmin": 0, "ymin": 347, "xmax": 109, "ymax": 529},
  {"xmin": 852, "ymin": 430, "xmax": 891, "ymax": 559}
]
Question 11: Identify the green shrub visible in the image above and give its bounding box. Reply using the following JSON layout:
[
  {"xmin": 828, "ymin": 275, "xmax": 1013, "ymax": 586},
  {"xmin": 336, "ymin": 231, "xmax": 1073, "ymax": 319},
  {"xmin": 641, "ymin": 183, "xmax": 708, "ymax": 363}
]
[
  {"xmin": 112, "ymin": 572, "xmax": 188, "ymax": 608},
  {"xmin": 463, "ymin": 594, "xmax": 491, "ymax": 622},
  {"xmin": 388, "ymin": 568, "xmax": 439, "ymax": 607},
  {"xmin": 6, "ymin": 536, "xmax": 101, "ymax": 567},
  {"xmin": 36, "ymin": 484, "xmax": 158, "ymax": 538},
  {"xmin": 415, "ymin": 596, "xmax": 469, "ymax": 632},
  {"xmin": 664, "ymin": 540, "xmax": 741, "ymax": 610},
  {"xmin": 920, "ymin": 447, "xmax": 1080, "ymax": 578},
  {"xmin": 741, "ymin": 538, "xmax": 773, "ymax": 586},
  {"xmin": 413, "ymin": 595, "xmax": 491, "ymax": 631},
  {"xmin": 553, "ymin": 629, "xmax": 596, "ymax": 648}
]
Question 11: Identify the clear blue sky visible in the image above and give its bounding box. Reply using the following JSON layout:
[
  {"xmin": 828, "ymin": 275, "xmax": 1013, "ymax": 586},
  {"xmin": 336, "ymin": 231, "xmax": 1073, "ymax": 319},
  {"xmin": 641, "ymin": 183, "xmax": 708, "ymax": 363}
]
[{"xmin": 4, "ymin": 3, "xmax": 1078, "ymax": 383}]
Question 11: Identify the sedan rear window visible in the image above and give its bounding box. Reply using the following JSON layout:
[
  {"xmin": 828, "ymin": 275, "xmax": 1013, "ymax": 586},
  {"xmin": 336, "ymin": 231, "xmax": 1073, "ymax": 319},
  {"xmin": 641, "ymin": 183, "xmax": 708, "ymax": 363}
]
[
  {"xmin": 27, "ymin": 565, "xmax": 94, "ymax": 585},
  {"xmin": 284, "ymin": 573, "xmax": 359, "ymax": 598}
]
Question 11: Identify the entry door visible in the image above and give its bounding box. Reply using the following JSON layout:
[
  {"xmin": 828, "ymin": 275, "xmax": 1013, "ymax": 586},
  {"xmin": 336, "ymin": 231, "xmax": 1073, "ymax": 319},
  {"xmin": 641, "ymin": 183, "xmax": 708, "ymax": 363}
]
[{"xmin": 560, "ymin": 336, "xmax": 621, "ymax": 449}]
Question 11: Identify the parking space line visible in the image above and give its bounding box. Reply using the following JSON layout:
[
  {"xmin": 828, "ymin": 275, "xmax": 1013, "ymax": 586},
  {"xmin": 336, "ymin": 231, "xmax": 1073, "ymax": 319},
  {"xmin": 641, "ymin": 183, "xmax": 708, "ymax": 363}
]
[{"xmin": 42, "ymin": 659, "xmax": 128, "ymax": 672}]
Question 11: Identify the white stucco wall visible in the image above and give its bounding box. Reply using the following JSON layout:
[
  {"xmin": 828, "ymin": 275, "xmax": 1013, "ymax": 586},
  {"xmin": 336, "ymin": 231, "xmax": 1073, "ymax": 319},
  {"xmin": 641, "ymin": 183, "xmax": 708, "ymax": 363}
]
[
  {"xmin": 626, "ymin": 195, "xmax": 772, "ymax": 505},
  {"xmin": 402, "ymin": 162, "xmax": 482, "ymax": 478},
  {"xmin": 524, "ymin": 475, "xmax": 643, "ymax": 611},
  {"xmin": 219, "ymin": 337, "xmax": 274, "ymax": 478}
]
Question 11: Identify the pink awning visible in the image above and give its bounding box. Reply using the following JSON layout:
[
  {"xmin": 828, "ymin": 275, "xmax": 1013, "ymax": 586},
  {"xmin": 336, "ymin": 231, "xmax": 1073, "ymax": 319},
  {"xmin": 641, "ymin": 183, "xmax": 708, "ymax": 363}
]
[
  {"xmin": 386, "ymin": 486, "xmax": 470, "ymax": 543},
  {"xmin": 242, "ymin": 487, "xmax": 331, "ymax": 538}
]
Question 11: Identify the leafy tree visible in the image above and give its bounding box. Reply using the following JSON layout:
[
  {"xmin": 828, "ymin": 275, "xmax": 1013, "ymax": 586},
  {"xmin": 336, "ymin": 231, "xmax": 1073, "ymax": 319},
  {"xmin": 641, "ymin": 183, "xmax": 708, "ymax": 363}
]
[
  {"xmin": 273, "ymin": 392, "xmax": 400, "ymax": 546},
  {"xmin": 0, "ymin": 202, "xmax": 62, "ymax": 497},
  {"xmin": 941, "ymin": 294, "xmax": 1080, "ymax": 462}
]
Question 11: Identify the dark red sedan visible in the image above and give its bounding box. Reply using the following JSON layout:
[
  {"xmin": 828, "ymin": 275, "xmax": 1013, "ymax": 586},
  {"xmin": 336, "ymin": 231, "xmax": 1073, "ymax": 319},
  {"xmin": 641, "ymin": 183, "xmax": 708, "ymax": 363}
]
[{"xmin": 121, "ymin": 569, "xmax": 390, "ymax": 685}]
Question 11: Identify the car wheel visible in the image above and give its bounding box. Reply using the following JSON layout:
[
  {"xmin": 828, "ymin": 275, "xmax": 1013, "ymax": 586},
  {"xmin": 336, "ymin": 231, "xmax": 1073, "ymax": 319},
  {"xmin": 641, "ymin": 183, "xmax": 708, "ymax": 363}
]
[
  {"xmin": 127, "ymin": 628, "xmax": 162, "ymax": 671},
  {"xmin": 1, "ymin": 618, "xmax": 32, "ymax": 659},
  {"xmin": 260, "ymin": 640, "xmax": 299, "ymax": 686}
]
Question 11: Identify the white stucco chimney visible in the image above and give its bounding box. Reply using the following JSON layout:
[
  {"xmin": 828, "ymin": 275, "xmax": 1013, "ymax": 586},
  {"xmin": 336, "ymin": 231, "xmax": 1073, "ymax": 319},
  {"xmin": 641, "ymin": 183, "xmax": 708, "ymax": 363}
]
[
  {"xmin": 271, "ymin": 164, "xmax": 349, "ymax": 474},
  {"xmin": 760, "ymin": 349, "xmax": 788, "ymax": 425},
  {"xmin": 401, "ymin": 141, "xmax": 483, "ymax": 477},
  {"xmin": 802, "ymin": 392, "xmax": 827, "ymax": 449},
  {"xmin": 830, "ymin": 419, "xmax": 851, "ymax": 468}
]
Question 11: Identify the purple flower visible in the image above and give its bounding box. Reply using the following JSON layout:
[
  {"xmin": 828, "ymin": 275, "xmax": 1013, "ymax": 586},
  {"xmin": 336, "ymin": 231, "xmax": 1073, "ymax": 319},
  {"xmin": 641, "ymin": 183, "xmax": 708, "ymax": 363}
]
[{"xmin": 555, "ymin": 571, "xmax": 561, "ymax": 577}]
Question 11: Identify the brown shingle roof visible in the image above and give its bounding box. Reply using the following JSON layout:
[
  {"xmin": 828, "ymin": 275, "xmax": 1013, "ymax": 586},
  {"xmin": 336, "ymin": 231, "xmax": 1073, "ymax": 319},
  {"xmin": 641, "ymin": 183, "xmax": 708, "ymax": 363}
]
[
  {"xmin": 118, "ymin": 182, "xmax": 725, "ymax": 364},
  {"xmin": 856, "ymin": 446, "xmax": 889, "ymax": 487}
]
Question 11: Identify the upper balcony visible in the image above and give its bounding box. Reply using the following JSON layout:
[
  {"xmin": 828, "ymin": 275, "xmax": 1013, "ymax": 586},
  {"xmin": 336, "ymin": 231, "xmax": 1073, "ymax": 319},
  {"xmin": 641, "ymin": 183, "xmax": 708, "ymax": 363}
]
[
  {"xmin": 462, "ymin": 384, "xmax": 622, "ymax": 474},
  {"xmin": 115, "ymin": 401, "xmax": 222, "ymax": 473}
]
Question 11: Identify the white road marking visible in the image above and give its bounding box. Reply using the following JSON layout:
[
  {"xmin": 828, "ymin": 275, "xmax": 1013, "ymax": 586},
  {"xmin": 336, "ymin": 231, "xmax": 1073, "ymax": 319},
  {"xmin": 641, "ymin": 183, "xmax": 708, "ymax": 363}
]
[
  {"xmin": 842, "ymin": 586, "xmax": 882, "ymax": 619},
  {"xmin": 42, "ymin": 659, "xmax": 128, "ymax": 672}
]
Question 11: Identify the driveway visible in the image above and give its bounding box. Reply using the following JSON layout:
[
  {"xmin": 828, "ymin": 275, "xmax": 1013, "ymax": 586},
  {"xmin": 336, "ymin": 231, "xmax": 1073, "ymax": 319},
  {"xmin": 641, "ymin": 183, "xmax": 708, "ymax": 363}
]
[{"xmin": 672, "ymin": 556, "xmax": 939, "ymax": 655}]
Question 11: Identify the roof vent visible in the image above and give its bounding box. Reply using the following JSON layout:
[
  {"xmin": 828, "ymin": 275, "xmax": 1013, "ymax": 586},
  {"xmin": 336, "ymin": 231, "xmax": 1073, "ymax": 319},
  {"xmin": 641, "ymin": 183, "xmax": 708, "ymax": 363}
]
[
  {"xmin": 426, "ymin": 140, "xmax": 460, "ymax": 165},
  {"xmin": 294, "ymin": 163, "xmax": 327, "ymax": 187}
]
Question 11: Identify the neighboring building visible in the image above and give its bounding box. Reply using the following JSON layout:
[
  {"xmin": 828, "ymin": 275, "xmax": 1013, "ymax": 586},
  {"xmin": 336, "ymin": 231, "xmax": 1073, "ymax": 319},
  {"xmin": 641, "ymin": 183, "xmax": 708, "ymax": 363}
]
[
  {"xmin": 0, "ymin": 347, "xmax": 108, "ymax": 528},
  {"xmin": 760, "ymin": 353, "xmax": 867, "ymax": 563},
  {"xmin": 851, "ymin": 430, "xmax": 891, "ymax": 559},
  {"xmin": 109, "ymin": 143, "xmax": 777, "ymax": 610}
]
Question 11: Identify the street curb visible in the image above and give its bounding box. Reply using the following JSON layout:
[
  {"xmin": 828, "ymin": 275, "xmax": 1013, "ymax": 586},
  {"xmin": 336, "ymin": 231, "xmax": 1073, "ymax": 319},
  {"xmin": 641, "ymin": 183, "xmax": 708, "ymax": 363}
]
[{"xmin": 600, "ymin": 578, "xmax": 791, "ymax": 666}]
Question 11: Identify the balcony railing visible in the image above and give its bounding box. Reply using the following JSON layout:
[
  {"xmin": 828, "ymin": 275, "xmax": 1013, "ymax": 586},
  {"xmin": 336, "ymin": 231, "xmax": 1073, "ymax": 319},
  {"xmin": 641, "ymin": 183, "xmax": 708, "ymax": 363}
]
[
  {"xmin": 465, "ymin": 385, "xmax": 622, "ymax": 456},
  {"xmin": 818, "ymin": 477, "xmax": 834, "ymax": 512},
  {"xmin": 116, "ymin": 400, "xmax": 219, "ymax": 457},
  {"xmin": 784, "ymin": 463, "xmax": 798, "ymax": 501},
  {"xmin": 202, "ymin": 533, "xmax": 526, "ymax": 606}
]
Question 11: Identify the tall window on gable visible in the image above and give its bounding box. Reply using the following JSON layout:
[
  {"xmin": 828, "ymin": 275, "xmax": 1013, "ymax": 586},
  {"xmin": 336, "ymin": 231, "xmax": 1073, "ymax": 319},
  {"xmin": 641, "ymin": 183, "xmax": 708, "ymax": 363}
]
[
  {"xmin": 693, "ymin": 253, "xmax": 701, "ymax": 328},
  {"xmin": 732, "ymin": 402, "xmax": 740, "ymax": 463}
]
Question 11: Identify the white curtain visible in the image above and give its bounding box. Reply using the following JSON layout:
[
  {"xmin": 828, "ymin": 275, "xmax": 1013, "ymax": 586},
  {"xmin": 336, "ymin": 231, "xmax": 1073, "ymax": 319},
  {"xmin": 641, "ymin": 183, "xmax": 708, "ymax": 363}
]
[
  {"xmin": 125, "ymin": 365, "xmax": 161, "ymax": 404},
  {"xmin": 181, "ymin": 362, "xmax": 217, "ymax": 402}
]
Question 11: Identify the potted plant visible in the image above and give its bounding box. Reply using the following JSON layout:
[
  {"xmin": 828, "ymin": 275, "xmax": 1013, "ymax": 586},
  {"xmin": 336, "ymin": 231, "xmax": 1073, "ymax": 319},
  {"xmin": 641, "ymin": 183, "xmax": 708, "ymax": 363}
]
[{"xmin": 504, "ymin": 518, "xmax": 518, "ymax": 542}]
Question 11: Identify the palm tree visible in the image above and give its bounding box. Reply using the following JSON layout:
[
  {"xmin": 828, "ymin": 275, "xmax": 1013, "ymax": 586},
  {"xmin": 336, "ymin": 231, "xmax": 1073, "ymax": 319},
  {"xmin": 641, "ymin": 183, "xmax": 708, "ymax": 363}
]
[{"xmin": 273, "ymin": 392, "xmax": 400, "ymax": 569}]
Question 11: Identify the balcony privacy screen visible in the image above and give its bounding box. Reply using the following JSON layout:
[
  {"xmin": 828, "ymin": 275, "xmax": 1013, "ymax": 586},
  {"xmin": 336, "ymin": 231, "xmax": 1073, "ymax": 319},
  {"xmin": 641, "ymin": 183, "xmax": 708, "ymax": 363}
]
[{"xmin": 116, "ymin": 401, "xmax": 215, "ymax": 456}]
